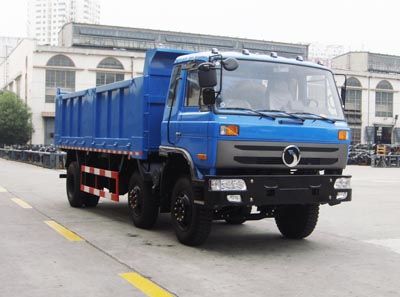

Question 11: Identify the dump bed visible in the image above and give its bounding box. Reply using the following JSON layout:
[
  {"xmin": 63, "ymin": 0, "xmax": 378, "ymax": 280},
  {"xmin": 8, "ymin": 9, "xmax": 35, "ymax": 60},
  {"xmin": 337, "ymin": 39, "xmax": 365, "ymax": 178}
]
[{"xmin": 55, "ymin": 48, "xmax": 190, "ymax": 159}]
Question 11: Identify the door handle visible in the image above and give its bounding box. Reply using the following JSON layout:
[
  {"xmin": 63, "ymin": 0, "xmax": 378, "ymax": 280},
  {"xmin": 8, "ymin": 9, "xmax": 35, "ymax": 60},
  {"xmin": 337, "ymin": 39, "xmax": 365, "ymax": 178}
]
[{"xmin": 175, "ymin": 131, "xmax": 182, "ymax": 137}]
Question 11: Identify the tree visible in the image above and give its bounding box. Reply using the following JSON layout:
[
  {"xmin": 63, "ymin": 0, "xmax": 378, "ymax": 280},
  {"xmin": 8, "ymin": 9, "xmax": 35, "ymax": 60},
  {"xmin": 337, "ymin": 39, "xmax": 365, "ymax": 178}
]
[{"xmin": 0, "ymin": 91, "xmax": 33, "ymax": 146}]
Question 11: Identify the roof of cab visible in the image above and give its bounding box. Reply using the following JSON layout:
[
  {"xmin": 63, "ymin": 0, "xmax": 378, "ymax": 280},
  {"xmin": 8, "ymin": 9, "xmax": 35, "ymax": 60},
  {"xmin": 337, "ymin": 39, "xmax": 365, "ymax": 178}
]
[{"xmin": 174, "ymin": 51, "xmax": 329, "ymax": 71}]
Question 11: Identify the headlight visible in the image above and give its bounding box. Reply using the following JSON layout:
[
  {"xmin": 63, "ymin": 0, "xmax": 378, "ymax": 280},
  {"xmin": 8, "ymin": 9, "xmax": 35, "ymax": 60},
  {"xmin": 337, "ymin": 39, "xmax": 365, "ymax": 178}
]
[
  {"xmin": 209, "ymin": 179, "xmax": 247, "ymax": 191},
  {"xmin": 334, "ymin": 177, "xmax": 351, "ymax": 189}
]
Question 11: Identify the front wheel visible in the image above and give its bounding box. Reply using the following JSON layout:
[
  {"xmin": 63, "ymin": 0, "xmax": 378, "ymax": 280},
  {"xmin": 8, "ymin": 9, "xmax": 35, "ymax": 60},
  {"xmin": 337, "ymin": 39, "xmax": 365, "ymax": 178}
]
[
  {"xmin": 275, "ymin": 204, "xmax": 319, "ymax": 239},
  {"xmin": 171, "ymin": 177, "xmax": 212, "ymax": 246}
]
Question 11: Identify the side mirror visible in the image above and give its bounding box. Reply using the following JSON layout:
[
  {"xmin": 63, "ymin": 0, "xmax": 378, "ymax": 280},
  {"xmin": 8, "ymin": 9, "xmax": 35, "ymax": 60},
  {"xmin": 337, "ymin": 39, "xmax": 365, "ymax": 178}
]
[
  {"xmin": 198, "ymin": 62, "xmax": 218, "ymax": 88},
  {"xmin": 202, "ymin": 88, "xmax": 216, "ymax": 105},
  {"xmin": 340, "ymin": 87, "xmax": 346, "ymax": 103},
  {"xmin": 222, "ymin": 58, "xmax": 239, "ymax": 71}
]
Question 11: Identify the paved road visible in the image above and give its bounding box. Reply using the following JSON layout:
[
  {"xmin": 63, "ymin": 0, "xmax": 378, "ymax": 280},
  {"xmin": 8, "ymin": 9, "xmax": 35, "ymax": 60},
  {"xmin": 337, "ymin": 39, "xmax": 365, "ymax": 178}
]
[{"xmin": 0, "ymin": 158, "xmax": 400, "ymax": 297}]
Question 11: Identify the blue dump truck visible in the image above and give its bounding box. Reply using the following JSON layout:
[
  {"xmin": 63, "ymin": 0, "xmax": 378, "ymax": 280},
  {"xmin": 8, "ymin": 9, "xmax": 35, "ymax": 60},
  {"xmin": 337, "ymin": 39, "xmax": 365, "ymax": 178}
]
[{"xmin": 55, "ymin": 48, "xmax": 352, "ymax": 246}]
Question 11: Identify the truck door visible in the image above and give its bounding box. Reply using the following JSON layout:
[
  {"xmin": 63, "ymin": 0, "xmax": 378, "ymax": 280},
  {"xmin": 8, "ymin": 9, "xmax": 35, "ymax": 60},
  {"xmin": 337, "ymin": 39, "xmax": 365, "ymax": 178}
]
[
  {"xmin": 165, "ymin": 65, "xmax": 183, "ymax": 145},
  {"xmin": 175, "ymin": 68, "xmax": 210, "ymax": 163}
]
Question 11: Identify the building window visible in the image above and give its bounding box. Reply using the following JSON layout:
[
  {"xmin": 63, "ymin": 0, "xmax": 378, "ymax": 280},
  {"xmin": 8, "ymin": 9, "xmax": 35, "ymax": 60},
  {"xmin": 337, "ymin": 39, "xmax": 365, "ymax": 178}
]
[
  {"xmin": 344, "ymin": 77, "xmax": 362, "ymax": 124},
  {"xmin": 96, "ymin": 57, "xmax": 124, "ymax": 86},
  {"xmin": 351, "ymin": 128, "xmax": 361, "ymax": 144},
  {"xmin": 375, "ymin": 80, "xmax": 393, "ymax": 117},
  {"xmin": 344, "ymin": 77, "xmax": 362, "ymax": 144},
  {"xmin": 45, "ymin": 55, "xmax": 75, "ymax": 103},
  {"xmin": 345, "ymin": 77, "xmax": 362, "ymax": 111}
]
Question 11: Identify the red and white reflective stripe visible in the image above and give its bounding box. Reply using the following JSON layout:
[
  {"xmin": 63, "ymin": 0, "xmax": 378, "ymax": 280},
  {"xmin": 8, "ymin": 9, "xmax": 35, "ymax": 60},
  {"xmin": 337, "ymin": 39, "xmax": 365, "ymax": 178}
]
[
  {"xmin": 80, "ymin": 165, "xmax": 120, "ymax": 202},
  {"xmin": 56, "ymin": 145, "xmax": 142, "ymax": 157},
  {"xmin": 80, "ymin": 185, "xmax": 119, "ymax": 202},
  {"xmin": 81, "ymin": 165, "xmax": 118, "ymax": 179}
]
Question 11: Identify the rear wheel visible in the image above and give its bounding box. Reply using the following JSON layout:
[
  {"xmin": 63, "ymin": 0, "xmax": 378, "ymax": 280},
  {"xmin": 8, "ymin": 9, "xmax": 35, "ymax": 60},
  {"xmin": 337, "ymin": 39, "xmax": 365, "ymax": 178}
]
[
  {"xmin": 128, "ymin": 173, "xmax": 158, "ymax": 229},
  {"xmin": 66, "ymin": 161, "xmax": 84, "ymax": 207},
  {"xmin": 275, "ymin": 204, "xmax": 319, "ymax": 239},
  {"xmin": 171, "ymin": 177, "xmax": 212, "ymax": 246},
  {"xmin": 66, "ymin": 161, "xmax": 99, "ymax": 208}
]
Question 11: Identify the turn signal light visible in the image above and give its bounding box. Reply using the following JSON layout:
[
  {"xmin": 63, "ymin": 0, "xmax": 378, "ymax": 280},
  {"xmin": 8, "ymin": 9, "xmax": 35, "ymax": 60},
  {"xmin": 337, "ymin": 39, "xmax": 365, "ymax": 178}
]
[
  {"xmin": 197, "ymin": 153, "xmax": 207, "ymax": 160},
  {"xmin": 338, "ymin": 130, "xmax": 348, "ymax": 140},
  {"xmin": 220, "ymin": 125, "xmax": 239, "ymax": 136}
]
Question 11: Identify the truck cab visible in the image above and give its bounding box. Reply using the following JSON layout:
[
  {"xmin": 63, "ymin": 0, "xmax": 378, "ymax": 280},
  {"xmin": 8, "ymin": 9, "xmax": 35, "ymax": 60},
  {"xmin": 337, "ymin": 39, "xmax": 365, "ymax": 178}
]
[{"xmin": 158, "ymin": 50, "xmax": 351, "ymax": 244}]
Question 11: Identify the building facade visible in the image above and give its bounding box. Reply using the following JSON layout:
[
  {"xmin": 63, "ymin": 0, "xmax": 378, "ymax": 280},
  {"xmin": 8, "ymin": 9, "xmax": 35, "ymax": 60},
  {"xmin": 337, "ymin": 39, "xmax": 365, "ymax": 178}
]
[
  {"xmin": 1, "ymin": 23, "xmax": 309, "ymax": 145},
  {"xmin": 1, "ymin": 39, "xmax": 144, "ymax": 144},
  {"xmin": 27, "ymin": 0, "xmax": 100, "ymax": 45},
  {"xmin": 58, "ymin": 23, "xmax": 309, "ymax": 58},
  {"xmin": 0, "ymin": 36, "xmax": 22, "ymax": 87},
  {"xmin": 332, "ymin": 52, "xmax": 400, "ymax": 145}
]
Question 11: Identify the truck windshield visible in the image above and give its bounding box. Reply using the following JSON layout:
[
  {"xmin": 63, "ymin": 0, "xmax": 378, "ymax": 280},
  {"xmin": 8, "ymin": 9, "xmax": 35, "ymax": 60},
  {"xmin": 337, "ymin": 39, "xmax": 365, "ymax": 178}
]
[{"xmin": 215, "ymin": 60, "xmax": 345, "ymax": 121}]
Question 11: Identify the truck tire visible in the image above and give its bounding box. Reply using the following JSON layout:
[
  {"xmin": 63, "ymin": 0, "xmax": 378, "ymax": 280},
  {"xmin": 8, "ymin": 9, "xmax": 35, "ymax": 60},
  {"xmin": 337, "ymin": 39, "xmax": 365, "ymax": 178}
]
[
  {"xmin": 171, "ymin": 177, "xmax": 212, "ymax": 246},
  {"xmin": 275, "ymin": 204, "xmax": 319, "ymax": 239},
  {"xmin": 84, "ymin": 194, "xmax": 99, "ymax": 208},
  {"xmin": 66, "ymin": 161, "xmax": 84, "ymax": 207},
  {"xmin": 128, "ymin": 173, "xmax": 158, "ymax": 229},
  {"xmin": 66, "ymin": 161, "xmax": 99, "ymax": 208}
]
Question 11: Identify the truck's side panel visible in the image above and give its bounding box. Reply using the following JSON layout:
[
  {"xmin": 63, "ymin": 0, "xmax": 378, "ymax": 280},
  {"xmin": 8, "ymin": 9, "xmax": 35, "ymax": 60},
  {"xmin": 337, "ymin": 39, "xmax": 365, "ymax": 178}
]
[{"xmin": 55, "ymin": 48, "xmax": 191, "ymax": 158}]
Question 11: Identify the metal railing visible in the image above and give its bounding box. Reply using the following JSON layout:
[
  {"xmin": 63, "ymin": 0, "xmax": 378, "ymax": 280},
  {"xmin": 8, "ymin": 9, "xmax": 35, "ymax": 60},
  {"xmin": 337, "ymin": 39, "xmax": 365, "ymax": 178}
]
[
  {"xmin": 371, "ymin": 155, "xmax": 400, "ymax": 168},
  {"xmin": 0, "ymin": 146, "xmax": 66, "ymax": 169}
]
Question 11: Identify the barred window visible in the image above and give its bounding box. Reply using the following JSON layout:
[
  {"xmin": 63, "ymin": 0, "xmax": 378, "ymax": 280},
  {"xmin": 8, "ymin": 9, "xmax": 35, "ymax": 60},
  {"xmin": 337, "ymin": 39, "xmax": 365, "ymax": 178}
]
[
  {"xmin": 45, "ymin": 55, "xmax": 75, "ymax": 103},
  {"xmin": 345, "ymin": 77, "xmax": 362, "ymax": 111},
  {"xmin": 47, "ymin": 54, "xmax": 74, "ymax": 67},
  {"xmin": 96, "ymin": 57, "xmax": 124, "ymax": 86},
  {"xmin": 351, "ymin": 128, "xmax": 361, "ymax": 144},
  {"xmin": 97, "ymin": 57, "xmax": 123, "ymax": 69},
  {"xmin": 96, "ymin": 72, "xmax": 124, "ymax": 86},
  {"xmin": 375, "ymin": 80, "xmax": 393, "ymax": 117}
]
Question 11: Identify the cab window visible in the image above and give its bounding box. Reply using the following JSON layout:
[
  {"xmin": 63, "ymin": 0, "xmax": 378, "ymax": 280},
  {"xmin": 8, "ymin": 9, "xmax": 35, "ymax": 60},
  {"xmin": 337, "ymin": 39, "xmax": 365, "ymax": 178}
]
[
  {"xmin": 185, "ymin": 70, "xmax": 201, "ymax": 107},
  {"xmin": 167, "ymin": 65, "xmax": 182, "ymax": 107}
]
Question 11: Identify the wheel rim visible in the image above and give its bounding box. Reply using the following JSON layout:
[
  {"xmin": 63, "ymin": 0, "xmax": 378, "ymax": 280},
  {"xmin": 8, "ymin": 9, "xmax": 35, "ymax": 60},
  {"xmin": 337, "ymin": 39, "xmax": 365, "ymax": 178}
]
[
  {"xmin": 172, "ymin": 193, "xmax": 192, "ymax": 230},
  {"xmin": 128, "ymin": 185, "xmax": 142, "ymax": 216}
]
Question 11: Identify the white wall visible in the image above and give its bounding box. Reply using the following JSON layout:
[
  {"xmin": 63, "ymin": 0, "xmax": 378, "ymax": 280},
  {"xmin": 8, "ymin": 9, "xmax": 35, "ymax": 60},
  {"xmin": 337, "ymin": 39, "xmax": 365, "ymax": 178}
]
[
  {"xmin": 332, "ymin": 52, "xmax": 369, "ymax": 72},
  {"xmin": 2, "ymin": 39, "xmax": 146, "ymax": 144}
]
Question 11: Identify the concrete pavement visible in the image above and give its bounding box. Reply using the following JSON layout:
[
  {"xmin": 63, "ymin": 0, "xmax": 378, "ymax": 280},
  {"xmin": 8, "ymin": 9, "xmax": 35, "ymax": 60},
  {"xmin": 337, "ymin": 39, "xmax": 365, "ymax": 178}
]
[{"xmin": 0, "ymin": 158, "xmax": 399, "ymax": 296}]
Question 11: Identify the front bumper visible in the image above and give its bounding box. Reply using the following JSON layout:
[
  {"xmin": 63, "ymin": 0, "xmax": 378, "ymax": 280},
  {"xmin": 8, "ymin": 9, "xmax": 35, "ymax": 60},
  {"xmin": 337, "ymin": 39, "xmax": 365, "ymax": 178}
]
[{"xmin": 201, "ymin": 174, "xmax": 352, "ymax": 209}]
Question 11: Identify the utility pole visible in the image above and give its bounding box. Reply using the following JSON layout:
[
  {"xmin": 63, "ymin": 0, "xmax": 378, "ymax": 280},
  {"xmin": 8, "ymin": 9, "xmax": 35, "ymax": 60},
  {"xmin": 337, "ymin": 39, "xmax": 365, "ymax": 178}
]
[{"xmin": 2, "ymin": 45, "xmax": 11, "ymax": 88}]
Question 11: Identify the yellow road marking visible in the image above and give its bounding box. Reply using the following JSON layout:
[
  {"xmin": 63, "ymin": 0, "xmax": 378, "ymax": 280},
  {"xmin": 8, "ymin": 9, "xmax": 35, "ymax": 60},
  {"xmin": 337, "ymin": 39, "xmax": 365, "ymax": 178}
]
[
  {"xmin": 11, "ymin": 198, "xmax": 32, "ymax": 209},
  {"xmin": 44, "ymin": 220, "xmax": 83, "ymax": 241},
  {"xmin": 120, "ymin": 272, "xmax": 173, "ymax": 297},
  {"xmin": 0, "ymin": 186, "xmax": 7, "ymax": 192}
]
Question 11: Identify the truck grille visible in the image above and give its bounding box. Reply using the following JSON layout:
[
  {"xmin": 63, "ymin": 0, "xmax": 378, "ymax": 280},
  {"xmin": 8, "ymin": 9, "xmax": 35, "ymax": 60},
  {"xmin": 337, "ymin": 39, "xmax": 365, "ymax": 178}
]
[
  {"xmin": 233, "ymin": 156, "xmax": 338, "ymax": 165},
  {"xmin": 217, "ymin": 141, "xmax": 348, "ymax": 169}
]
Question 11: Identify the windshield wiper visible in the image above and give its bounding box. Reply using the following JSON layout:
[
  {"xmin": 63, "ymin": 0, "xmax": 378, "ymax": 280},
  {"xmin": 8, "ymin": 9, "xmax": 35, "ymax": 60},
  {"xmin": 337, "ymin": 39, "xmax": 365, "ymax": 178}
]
[
  {"xmin": 219, "ymin": 107, "xmax": 276, "ymax": 120},
  {"xmin": 256, "ymin": 109, "xmax": 305, "ymax": 122},
  {"xmin": 289, "ymin": 112, "xmax": 336, "ymax": 123}
]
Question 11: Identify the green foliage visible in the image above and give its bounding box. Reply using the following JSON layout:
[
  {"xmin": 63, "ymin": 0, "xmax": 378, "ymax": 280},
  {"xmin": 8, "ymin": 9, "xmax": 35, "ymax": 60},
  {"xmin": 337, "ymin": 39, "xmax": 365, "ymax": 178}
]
[{"xmin": 0, "ymin": 91, "xmax": 33, "ymax": 145}]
